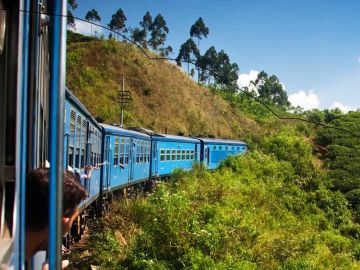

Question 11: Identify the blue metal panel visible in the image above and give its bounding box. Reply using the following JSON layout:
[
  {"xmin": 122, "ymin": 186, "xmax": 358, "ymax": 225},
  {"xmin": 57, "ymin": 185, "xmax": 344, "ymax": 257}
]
[
  {"xmin": 16, "ymin": 0, "xmax": 31, "ymax": 267},
  {"xmin": 152, "ymin": 138, "xmax": 200, "ymax": 177},
  {"xmin": 48, "ymin": 0, "xmax": 67, "ymax": 269}
]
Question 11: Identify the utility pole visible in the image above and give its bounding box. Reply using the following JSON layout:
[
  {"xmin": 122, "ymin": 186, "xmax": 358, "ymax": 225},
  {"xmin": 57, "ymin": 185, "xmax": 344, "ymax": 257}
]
[{"xmin": 118, "ymin": 75, "xmax": 131, "ymax": 127}]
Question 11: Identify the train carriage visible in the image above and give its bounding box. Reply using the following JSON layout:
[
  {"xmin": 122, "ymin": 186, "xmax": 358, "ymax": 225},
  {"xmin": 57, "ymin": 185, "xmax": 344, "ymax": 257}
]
[
  {"xmin": 151, "ymin": 134, "xmax": 201, "ymax": 177},
  {"xmin": 198, "ymin": 138, "xmax": 247, "ymax": 170},
  {"xmin": 64, "ymin": 89, "xmax": 102, "ymax": 209},
  {"xmin": 101, "ymin": 124, "xmax": 151, "ymax": 191}
]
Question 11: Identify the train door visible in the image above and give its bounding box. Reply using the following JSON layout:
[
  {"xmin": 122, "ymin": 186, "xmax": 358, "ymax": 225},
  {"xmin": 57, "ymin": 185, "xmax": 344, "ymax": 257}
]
[{"xmin": 105, "ymin": 136, "xmax": 111, "ymax": 189}]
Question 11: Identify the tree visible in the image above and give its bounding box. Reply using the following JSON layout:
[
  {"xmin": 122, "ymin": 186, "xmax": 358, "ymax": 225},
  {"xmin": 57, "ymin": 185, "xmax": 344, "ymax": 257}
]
[
  {"xmin": 148, "ymin": 14, "xmax": 169, "ymax": 50},
  {"xmin": 67, "ymin": 0, "xmax": 78, "ymax": 29},
  {"xmin": 131, "ymin": 28, "xmax": 147, "ymax": 47},
  {"xmin": 190, "ymin": 17, "xmax": 209, "ymax": 48},
  {"xmin": 108, "ymin": 8, "xmax": 127, "ymax": 40},
  {"xmin": 190, "ymin": 17, "xmax": 209, "ymax": 82},
  {"xmin": 255, "ymin": 71, "xmax": 290, "ymax": 107},
  {"xmin": 197, "ymin": 46, "xmax": 218, "ymax": 83},
  {"xmin": 85, "ymin": 9, "xmax": 101, "ymax": 36},
  {"xmin": 176, "ymin": 38, "xmax": 200, "ymax": 75},
  {"xmin": 159, "ymin": 46, "xmax": 173, "ymax": 57},
  {"xmin": 214, "ymin": 50, "xmax": 239, "ymax": 89}
]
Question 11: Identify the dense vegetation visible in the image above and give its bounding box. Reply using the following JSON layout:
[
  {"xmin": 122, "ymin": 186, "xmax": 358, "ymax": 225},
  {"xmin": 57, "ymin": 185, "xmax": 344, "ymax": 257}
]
[{"xmin": 69, "ymin": 129, "xmax": 360, "ymax": 269}]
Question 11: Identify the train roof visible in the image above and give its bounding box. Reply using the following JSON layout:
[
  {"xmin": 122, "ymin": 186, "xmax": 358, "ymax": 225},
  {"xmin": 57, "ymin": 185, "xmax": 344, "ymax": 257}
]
[
  {"xmin": 100, "ymin": 123, "xmax": 151, "ymax": 140},
  {"xmin": 65, "ymin": 88, "xmax": 102, "ymax": 130},
  {"xmin": 197, "ymin": 138, "xmax": 247, "ymax": 145},
  {"xmin": 151, "ymin": 133, "xmax": 200, "ymax": 143}
]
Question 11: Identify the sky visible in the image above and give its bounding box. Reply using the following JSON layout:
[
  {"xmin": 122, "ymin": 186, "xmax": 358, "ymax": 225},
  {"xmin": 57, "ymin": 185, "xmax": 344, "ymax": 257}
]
[{"xmin": 72, "ymin": 0, "xmax": 360, "ymax": 111}]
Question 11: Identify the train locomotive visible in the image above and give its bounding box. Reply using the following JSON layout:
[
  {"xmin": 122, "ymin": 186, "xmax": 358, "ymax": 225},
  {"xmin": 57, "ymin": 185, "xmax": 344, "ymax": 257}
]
[{"xmin": 0, "ymin": 0, "xmax": 247, "ymax": 269}]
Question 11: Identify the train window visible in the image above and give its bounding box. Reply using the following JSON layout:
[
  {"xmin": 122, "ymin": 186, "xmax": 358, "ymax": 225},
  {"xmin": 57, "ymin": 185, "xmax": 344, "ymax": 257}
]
[
  {"xmin": 237, "ymin": 147, "xmax": 240, "ymax": 150},
  {"xmin": 90, "ymin": 152, "xmax": 93, "ymax": 166},
  {"xmin": 125, "ymin": 140, "xmax": 129, "ymax": 165},
  {"xmin": 213, "ymin": 145, "xmax": 216, "ymax": 150},
  {"xmin": 75, "ymin": 148, "xmax": 80, "ymax": 168},
  {"xmin": 219, "ymin": 146, "xmax": 223, "ymax": 150},
  {"xmin": 166, "ymin": 149, "xmax": 171, "ymax": 161},
  {"xmin": 190, "ymin": 150, "xmax": 194, "ymax": 160},
  {"xmin": 68, "ymin": 147, "xmax": 74, "ymax": 167},
  {"xmin": 80, "ymin": 149, "xmax": 85, "ymax": 168},
  {"xmin": 160, "ymin": 149, "xmax": 165, "ymax": 161},
  {"xmin": 114, "ymin": 138, "xmax": 119, "ymax": 165},
  {"xmin": 120, "ymin": 139, "xmax": 124, "ymax": 165},
  {"xmin": 171, "ymin": 150, "xmax": 176, "ymax": 160},
  {"xmin": 182, "ymin": 150, "xmax": 185, "ymax": 160},
  {"xmin": 186, "ymin": 150, "xmax": 190, "ymax": 160},
  {"xmin": 147, "ymin": 142, "xmax": 151, "ymax": 162},
  {"xmin": 225, "ymin": 146, "xmax": 229, "ymax": 151},
  {"xmin": 136, "ymin": 142, "xmax": 140, "ymax": 163},
  {"xmin": 177, "ymin": 150, "xmax": 181, "ymax": 160}
]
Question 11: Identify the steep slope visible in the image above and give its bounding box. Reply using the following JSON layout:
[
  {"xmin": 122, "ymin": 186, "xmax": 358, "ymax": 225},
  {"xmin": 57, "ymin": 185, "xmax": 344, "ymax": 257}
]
[{"xmin": 66, "ymin": 35, "xmax": 261, "ymax": 139}]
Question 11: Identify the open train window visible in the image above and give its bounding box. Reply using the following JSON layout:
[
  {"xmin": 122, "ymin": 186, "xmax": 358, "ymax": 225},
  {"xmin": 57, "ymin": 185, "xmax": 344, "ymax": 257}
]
[
  {"xmin": 114, "ymin": 138, "xmax": 119, "ymax": 166},
  {"xmin": 125, "ymin": 139, "xmax": 129, "ymax": 165},
  {"xmin": 120, "ymin": 139, "xmax": 124, "ymax": 165}
]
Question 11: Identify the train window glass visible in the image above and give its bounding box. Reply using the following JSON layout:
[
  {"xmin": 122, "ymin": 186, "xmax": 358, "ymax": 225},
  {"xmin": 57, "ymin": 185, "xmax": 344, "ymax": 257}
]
[
  {"xmin": 125, "ymin": 143, "xmax": 129, "ymax": 165},
  {"xmin": 142, "ymin": 142, "xmax": 146, "ymax": 163},
  {"xmin": 219, "ymin": 146, "xmax": 223, "ymax": 150},
  {"xmin": 81, "ymin": 149, "xmax": 85, "ymax": 167},
  {"xmin": 160, "ymin": 149, "xmax": 165, "ymax": 161},
  {"xmin": 190, "ymin": 150, "xmax": 194, "ymax": 160},
  {"xmin": 232, "ymin": 146, "xmax": 235, "ymax": 151},
  {"xmin": 225, "ymin": 146, "xmax": 228, "ymax": 151},
  {"xmin": 114, "ymin": 138, "xmax": 119, "ymax": 165},
  {"xmin": 213, "ymin": 145, "xmax": 216, "ymax": 150},
  {"xmin": 75, "ymin": 148, "xmax": 80, "ymax": 168},
  {"xmin": 171, "ymin": 150, "xmax": 176, "ymax": 160},
  {"xmin": 182, "ymin": 150, "xmax": 185, "ymax": 160},
  {"xmin": 120, "ymin": 139, "xmax": 124, "ymax": 165},
  {"xmin": 136, "ymin": 143, "xmax": 140, "ymax": 163},
  {"xmin": 177, "ymin": 150, "xmax": 181, "ymax": 160},
  {"xmin": 237, "ymin": 147, "xmax": 240, "ymax": 150},
  {"xmin": 186, "ymin": 150, "xmax": 190, "ymax": 160},
  {"xmin": 147, "ymin": 142, "xmax": 151, "ymax": 162},
  {"xmin": 166, "ymin": 149, "xmax": 171, "ymax": 161},
  {"xmin": 69, "ymin": 147, "xmax": 74, "ymax": 167}
]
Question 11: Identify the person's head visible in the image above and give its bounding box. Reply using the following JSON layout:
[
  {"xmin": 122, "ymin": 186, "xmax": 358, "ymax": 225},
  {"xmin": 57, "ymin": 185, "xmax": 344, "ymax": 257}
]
[{"xmin": 26, "ymin": 167, "xmax": 87, "ymax": 233}]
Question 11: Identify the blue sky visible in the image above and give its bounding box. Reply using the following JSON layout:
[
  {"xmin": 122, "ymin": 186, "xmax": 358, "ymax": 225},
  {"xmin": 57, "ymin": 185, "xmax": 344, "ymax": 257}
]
[{"xmin": 72, "ymin": 0, "xmax": 360, "ymax": 111}]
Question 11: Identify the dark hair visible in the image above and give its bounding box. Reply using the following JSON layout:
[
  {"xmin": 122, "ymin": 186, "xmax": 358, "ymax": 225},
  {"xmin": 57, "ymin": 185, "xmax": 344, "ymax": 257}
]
[{"xmin": 26, "ymin": 168, "xmax": 87, "ymax": 231}]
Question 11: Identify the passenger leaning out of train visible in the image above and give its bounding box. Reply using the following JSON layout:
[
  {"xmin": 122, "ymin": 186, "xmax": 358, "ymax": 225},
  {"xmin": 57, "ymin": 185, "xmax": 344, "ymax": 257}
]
[{"xmin": 25, "ymin": 168, "xmax": 87, "ymax": 269}]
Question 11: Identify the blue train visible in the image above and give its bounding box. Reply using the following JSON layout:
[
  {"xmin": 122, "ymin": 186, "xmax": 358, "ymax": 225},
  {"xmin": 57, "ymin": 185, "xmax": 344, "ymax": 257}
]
[{"xmin": 0, "ymin": 0, "xmax": 247, "ymax": 268}]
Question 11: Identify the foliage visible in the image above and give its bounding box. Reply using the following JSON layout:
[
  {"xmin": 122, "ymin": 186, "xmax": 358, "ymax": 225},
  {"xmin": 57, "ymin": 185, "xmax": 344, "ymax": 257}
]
[
  {"xmin": 190, "ymin": 17, "xmax": 209, "ymax": 42},
  {"xmin": 67, "ymin": 0, "xmax": 78, "ymax": 29},
  {"xmin": 74, "ymin": 148, "xmax": 360, "ymax": 269},
  {"xmin": 148, "ymin": 14, "xmax": 169, "ymax": 50},
  {"xmin": 108, "ymin": 8, "xmax": 127, "ymax": 35},
  {"xmin": 253, "ymin": 71, "xmax": 290, "ymax": 107}
]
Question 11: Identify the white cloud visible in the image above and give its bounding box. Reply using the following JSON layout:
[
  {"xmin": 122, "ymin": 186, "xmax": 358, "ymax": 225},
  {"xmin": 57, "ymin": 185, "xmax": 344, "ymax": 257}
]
[
  {"xmin": 70, "ymin": 19, "xmax": 103, "ymax": 36},
  {"xmin": 288, "ymin": 90, "xmax": 320, "ymax": 110},
  {"xmin": 237, "ymin": 70, "xmax": 259, "ymax": 88},
  {"xmin": 331, "ymin": 102, "xmax": 355, "ymax": 113}
]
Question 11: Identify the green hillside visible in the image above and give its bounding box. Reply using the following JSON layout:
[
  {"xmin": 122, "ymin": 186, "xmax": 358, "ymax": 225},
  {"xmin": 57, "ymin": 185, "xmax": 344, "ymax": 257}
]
[
  {"xmin": 66, "ymin": 32, "xmax": 268, "ymax": 139},
  {"xmin": 66, "ymin": 33, "xmax": 360, "ymax": 269}
]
